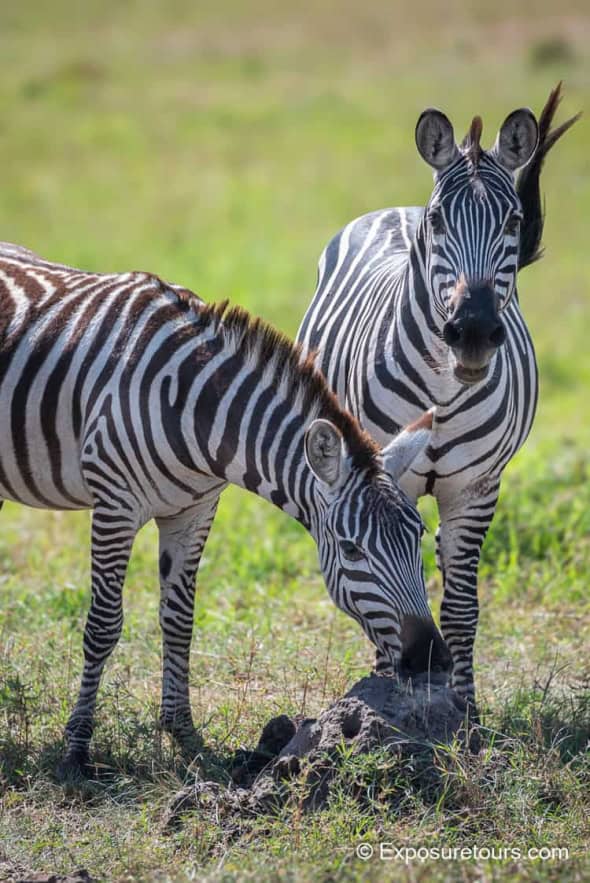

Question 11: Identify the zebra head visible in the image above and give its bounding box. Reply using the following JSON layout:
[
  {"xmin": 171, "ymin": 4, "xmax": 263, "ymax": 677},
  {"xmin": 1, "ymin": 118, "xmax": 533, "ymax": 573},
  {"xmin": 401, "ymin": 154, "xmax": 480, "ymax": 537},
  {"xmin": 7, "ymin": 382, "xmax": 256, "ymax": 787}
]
[
  {"xmin": 415, "ymin": 106, "xmax": 539, "ymax": 385},
  {"xmin": 304, "ymin": 410, "xmax": 451, "ymax": 680}
]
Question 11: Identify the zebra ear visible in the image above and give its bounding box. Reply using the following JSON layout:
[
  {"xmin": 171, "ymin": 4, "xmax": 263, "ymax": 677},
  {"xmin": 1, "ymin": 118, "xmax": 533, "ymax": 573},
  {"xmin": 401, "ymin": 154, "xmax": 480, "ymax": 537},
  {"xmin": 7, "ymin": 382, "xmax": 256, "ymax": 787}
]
[
  {"xmin": 415, "ymin": 109, "xmax": 460, "ymax": 171},
  {"xmin": 492, "ymin": 108, "xmax": 539, "ymax": 173},
  {"xmin": 382, "ymin": 409, "xmax": 434, "ymax": 481},
  {"xmin": 305, "ymin": 419, "xmax": 350, "ymax": 490}
]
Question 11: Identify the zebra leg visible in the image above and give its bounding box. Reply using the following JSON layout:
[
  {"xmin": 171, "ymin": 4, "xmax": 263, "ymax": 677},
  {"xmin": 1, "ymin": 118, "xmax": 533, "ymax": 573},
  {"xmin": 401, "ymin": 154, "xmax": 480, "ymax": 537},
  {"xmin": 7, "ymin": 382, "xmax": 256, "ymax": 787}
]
[
  {"xmin": 61, "ymin": 505, "xmax": 138, "ymax": 777},
  {"xmin": 156, "ymin": 496, "xmax": 219, "ymax": 754},
  {"xmin": 436, "ymin": 479, "xmax": 500, "ymax": 709}
]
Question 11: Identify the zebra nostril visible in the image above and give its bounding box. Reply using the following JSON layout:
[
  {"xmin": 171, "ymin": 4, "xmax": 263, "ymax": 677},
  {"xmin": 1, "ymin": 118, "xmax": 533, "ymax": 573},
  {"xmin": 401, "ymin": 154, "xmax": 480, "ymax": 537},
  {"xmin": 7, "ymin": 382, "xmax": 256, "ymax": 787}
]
[
  {"xmin": 489, "ymin": 323, "xmax": 506, "ymax": 347},
  {"xmin": 443, "ymin": 321, "xmax": 461, "ymax": 346}
]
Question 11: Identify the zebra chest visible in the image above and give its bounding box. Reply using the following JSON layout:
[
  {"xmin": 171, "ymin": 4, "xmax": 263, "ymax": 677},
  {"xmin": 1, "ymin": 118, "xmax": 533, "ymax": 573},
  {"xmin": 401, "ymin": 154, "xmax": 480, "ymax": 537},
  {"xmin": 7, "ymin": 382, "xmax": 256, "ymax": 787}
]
[{"xmin": 396, "ymin": 406, "xmax": 518, "ymax": 504}]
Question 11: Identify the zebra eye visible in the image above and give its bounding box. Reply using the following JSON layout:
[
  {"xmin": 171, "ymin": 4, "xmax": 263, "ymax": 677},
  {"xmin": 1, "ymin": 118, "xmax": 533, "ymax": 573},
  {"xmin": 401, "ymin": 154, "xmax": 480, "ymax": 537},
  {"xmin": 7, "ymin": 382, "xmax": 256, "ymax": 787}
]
[
  {"xmin": 339, "ymin": 540, "xmax": 365, "ymax": 561},
  {"xmin": 428, "ymin": 208, "xmax": 445, "ymax": 235},
  {"xmin": 504, "ymin": 212, "xmax": 522, "ymax": 236}
]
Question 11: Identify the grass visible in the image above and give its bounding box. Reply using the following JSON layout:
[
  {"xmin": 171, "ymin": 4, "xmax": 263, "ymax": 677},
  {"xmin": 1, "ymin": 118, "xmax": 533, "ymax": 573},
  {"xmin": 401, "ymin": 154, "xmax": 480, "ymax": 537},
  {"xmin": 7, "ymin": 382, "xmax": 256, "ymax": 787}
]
[{"xmin": 0, "ymin": 1, "xmax": 589, "ymax": 880}]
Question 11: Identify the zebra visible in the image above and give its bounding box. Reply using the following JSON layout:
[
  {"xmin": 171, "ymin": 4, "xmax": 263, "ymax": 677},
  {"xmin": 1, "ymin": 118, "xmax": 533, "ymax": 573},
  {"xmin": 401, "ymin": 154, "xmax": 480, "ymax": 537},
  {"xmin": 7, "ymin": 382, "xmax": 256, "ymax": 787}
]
[
  {"xmin": 0, "ymin": 244, "xmax": 451, "ymax": 775},
  {"xmin": 297, "ymin": 85, "xmax": 578, "ymax": 712}
]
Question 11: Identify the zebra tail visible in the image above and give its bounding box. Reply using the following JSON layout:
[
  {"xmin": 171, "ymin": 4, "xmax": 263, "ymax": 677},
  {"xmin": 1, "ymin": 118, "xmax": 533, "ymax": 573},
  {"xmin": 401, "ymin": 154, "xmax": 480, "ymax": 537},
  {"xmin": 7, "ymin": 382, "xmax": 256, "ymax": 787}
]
[{"xmin": 517, "ymin": 81, "xmax": 581, "ymax": 270}]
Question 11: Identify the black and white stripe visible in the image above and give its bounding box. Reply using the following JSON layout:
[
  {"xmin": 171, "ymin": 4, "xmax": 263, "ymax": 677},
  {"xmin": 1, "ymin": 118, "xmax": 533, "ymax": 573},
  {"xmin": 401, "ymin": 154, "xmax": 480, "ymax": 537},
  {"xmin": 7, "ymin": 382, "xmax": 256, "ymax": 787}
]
[
  {"xmin": 0, "ymin": 244, "xmax": 448, "ymax": 773},
  {"xmin": 298, "ymin": 92, "xmax": 576, "ymax": 707}
]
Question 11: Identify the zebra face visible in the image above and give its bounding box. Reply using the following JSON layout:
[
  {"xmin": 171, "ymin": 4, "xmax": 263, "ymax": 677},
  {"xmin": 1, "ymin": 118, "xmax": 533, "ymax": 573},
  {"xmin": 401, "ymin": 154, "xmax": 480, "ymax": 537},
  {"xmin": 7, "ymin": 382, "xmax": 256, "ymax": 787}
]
[
  {"xmin": 304, "ymin": 412, "xmax": 452, "ymax": 678},
  {"xmin": 416, "ymin": 106, "xmax": 539, "ymax": 384}
]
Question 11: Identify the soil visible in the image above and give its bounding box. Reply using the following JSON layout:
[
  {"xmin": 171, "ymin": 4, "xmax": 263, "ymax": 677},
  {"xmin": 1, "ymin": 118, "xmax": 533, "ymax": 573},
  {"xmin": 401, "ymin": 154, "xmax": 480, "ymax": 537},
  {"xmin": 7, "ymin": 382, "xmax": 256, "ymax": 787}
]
[{"xmin": 165, "ymin": 672, "xmax": 470, "ymax": 827}]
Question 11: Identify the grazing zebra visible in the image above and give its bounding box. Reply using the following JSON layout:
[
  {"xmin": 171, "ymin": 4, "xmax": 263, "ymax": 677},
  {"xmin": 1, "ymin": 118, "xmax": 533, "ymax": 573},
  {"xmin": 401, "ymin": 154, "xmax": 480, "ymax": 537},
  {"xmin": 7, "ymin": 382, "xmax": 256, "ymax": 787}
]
[
  {"xmin": 0, "ymin": 244, "xmax": 450, "ymax": 774},
  {"xmin": 297, "ymin": 86, "xmax": 578, "ymax": 710}
]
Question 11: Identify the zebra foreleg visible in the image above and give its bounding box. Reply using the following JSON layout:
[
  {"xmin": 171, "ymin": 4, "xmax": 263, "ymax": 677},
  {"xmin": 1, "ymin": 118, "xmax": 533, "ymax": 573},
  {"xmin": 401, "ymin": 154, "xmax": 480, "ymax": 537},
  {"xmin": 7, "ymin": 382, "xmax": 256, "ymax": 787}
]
[
  {"xmin": 156, "ymin": 496, "xmax": 219, "ymax": 756},
  {"xmin": 436, "ymin": 481, "xmax": 500, "ymax": 713},
  {"xmin": 60, "ymin": 505, "xmax": 138, "ymax": 777}
]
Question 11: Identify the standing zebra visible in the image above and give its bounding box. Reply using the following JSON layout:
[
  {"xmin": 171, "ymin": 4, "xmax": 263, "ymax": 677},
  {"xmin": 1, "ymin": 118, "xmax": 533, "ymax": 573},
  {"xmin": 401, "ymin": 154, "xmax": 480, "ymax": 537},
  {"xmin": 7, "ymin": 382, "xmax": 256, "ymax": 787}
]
[
  {"xmin": 0, "ymin": 244, "xmax": 450, "ymax": 774},
  {"xmin": 297, "ymin": 87, "xmax": 578, "ymax": 710}
]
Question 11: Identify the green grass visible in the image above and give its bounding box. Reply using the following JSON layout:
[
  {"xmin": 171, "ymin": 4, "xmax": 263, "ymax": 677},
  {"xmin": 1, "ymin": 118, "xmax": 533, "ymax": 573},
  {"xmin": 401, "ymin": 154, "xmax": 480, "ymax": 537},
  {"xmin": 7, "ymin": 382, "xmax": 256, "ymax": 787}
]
[{"xmin": 0, "ymin": 1, "xmax": 589, "ymax": 881}]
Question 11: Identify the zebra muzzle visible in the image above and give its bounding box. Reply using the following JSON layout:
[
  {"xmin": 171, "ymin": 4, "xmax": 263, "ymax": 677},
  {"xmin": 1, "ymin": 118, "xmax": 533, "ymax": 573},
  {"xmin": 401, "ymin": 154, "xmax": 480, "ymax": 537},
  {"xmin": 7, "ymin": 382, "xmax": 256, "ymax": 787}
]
[
  {"xmin": 453, "ymin": 362, "xmax": 490, "ymax": 385},
  {"xmin": 397, "ymin": 614, "xmax": 452, "ymax": 683},
  {"xmin": 444, "ymin": 281, "xmax": 506, "ymax": 384}
]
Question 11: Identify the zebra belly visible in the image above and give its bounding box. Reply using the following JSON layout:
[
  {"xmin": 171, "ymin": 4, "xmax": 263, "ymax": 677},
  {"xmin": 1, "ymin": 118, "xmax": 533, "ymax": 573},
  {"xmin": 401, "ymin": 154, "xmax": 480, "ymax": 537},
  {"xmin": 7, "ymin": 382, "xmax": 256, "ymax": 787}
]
[
  {"xmin": 0, "ymin": 325, "xmax": 94, "ymax": 509},
  {"xmin": 0, "ymin": 428, "xmax": 91, "ymax": 510}
]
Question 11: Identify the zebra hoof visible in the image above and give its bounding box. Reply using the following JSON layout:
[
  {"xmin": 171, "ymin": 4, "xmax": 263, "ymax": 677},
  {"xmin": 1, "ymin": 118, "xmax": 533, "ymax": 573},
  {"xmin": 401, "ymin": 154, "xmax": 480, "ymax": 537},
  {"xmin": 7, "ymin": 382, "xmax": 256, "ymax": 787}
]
[
  {"xmin": 468, "ymin": 726, "xmax": 482, "ymax": 754},
  {"xmin": 463, "ymin": 702, "xmax": 482, "ymax": 754},
  {"xmin": 451, "ymin": 687, "xmax": 481, "ymax": 752},
  {"xmin": 161, "ymin": 718, "xmax": 204, "ymax": 759},
  {"xmin": 56, "ymin": 748, "xmax": 91, "ymax": 781}
]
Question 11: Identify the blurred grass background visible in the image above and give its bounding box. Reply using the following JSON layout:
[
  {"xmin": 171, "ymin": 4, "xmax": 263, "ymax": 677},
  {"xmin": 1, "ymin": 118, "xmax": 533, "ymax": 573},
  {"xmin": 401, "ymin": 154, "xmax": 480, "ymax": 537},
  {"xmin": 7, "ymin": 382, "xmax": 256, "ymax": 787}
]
[{"xmin": 0, "ymin": 2, "xmax": 589, "ymax": 881}]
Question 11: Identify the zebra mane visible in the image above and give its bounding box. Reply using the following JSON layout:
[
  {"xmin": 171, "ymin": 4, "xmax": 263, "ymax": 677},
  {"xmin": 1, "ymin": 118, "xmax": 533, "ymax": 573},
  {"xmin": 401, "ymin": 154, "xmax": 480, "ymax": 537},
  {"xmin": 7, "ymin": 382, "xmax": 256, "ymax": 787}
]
[
  {"xmin": 194, "ymin": 299, "xmax": 380, "ymax": 474},
  {"xmin": 461, "ymin": 115, "xmax": 483, "ymax": 170}
]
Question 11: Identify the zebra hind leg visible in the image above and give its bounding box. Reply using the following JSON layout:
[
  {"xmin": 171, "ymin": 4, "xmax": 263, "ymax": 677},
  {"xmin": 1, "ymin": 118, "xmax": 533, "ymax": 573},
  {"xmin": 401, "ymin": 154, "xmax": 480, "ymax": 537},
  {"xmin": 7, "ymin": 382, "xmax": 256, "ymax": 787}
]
[
  {"xmin": 156, "ymin": 496, "xmax": 219, "ymax": 757},
  {"xmin": 59, "ymin": 505, "xmax": 138, "ymax": 779}
]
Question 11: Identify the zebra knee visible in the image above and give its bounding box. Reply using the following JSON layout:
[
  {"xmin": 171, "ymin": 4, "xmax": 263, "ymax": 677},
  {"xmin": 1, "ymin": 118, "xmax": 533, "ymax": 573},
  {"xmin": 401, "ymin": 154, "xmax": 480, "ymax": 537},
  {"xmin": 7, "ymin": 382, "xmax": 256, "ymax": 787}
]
[
  {"xmin": 83, "ymin": 612, "xmax": 123, "ymax": 664},
  {"xmin": 440, "ymin": 621, "xmax": 478, "ymax": 650}
]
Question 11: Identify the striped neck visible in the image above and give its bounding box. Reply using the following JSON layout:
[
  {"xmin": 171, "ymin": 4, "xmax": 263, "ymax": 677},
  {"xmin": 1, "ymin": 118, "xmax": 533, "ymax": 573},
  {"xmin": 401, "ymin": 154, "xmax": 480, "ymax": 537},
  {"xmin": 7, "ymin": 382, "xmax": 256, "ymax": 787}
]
[
  {"xmin": 178, "ymin": 303, "xmax": 379, "ymax": 529},
  {"xmin": 407, "ymin": 216, "xmax": 448, "ymax": 330}
]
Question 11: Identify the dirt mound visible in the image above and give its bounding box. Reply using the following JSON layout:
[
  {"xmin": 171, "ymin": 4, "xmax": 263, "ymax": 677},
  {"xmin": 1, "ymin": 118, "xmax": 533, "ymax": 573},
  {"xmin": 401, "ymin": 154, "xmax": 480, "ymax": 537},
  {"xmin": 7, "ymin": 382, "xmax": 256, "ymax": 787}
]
[{"xmin": 165, "ymin": 673, "xmax": 470, "ymax": 827}]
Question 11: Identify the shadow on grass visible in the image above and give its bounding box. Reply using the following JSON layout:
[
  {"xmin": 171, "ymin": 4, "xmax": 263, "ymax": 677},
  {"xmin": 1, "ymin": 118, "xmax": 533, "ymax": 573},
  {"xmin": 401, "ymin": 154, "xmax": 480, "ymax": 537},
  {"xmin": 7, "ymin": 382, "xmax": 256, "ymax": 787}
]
[{"xmin": 0, "ymin": 724, "xmax": 240, "ymax": 805}]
